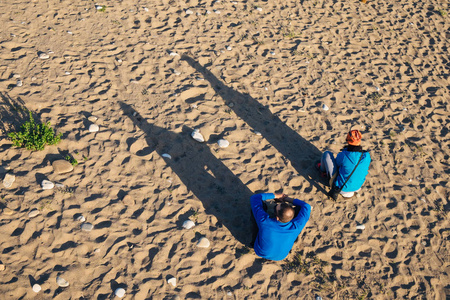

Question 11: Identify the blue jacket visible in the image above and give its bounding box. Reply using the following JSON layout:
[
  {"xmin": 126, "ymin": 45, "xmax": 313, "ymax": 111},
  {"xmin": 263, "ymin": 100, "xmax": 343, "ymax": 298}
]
[
  {"xmin": 251, "ymin": 193, "xmax": 311, "ymax": 261},
  {"xmin": 334, "ymin": 148, "xmax": 371, "ymax": 192}
]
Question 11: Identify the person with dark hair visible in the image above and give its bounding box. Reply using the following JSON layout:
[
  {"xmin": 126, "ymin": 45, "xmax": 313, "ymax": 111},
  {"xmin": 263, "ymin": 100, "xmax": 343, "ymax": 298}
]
[
  {"xmin": 250, "ymin": 192, "xmax": 311, "ymax": 261},
  {"xmin": 317, "ymin": 130, "xmax": 371, "ymax": 198}
]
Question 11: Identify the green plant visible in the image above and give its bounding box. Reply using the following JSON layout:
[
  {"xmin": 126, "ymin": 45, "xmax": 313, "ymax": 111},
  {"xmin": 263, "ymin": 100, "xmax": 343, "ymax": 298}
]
[
  {"xmin": 65, "ymin": 155, "xmax": 78, "ymax": 166},
  {"xmin": 437, "ymin": 9, "xmax": 447, "ymax": 16},
  {"xmin": 8, "ymin": 111, "xmax": 61, "ymax": 151},
  {"xmin": 189, "ymin": 208, "xmax": 199, "ymax": 222},
  {"xmin": 368, "ymin": 92, "xmax": 382, "ymax": 104}
]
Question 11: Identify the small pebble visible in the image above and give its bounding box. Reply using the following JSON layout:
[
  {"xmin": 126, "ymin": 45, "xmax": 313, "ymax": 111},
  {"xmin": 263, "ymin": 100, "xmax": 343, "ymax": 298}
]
[
  {"xmin": 77, "ymin": 215, "xmax": 86, "ymax": 222},
  {"xmin": 217, "ymin": 139, "xmax": 229, "ymax": 148},
  {"xmin": 28, "ymin": 209, "xmax": 40, "ymax": 218},
  {"xmin": 162, "ymin": 153, "xmax": 172, "ymax": 159},
  {"xmin": 256, "ymin": 7, "xmax": 263, "ymax": 11},
  {"xmin": 0, "ymin": 264, "xmax": 5, "ymax": 271},
  {"xmin": 298, "ymin": 108, "xmax": 306, "ymax": 113},
  {"xmin": 191, "ymin": 129, "xmax": 205, "ymax": 143},
  {"xmin": 95, "ymin": 5, "xmax": 104, "ymax": 10},
  {"xmin": 117, "ymin": 59, "xmax": 122, "ymax": 63},
  {"xmin": 3, "ymin": 173, "xmax": 15, "ymax": 188},
  {"xmin": 89, "ymin": 124, "xmax": 99, "ymax": 132},
  {"xmin": 39, "ymin": 53, "xmax": 49, "ymax": 59},
  {"xmin": 41, "ymin": 180, "xmax": 54, "ymax": 190},
  {"xmin": 173, "ymin": 70, "xmax": 181, "ymax": 76},
  {"xmin": 270, "ymin": 51, "xmax": 275, "ymax": 55},
  {"xmin": 167, "ymin": 277, "xmax": 177, "ymax": 287},
  {"xmin": 421, "ymin": 241, "xmax": 427, "ymax": 246},
  {"xmin": 197, "ymin": 237, "xmax": 210, "ymax": 248},
  {"xmin": 32, "ymin": 284, "xmax": 41, "ymax": 293},
  {"xmin": 144, "ymin": 7, "xmax": 149, "ymax": 12},
  {"xmin": 356, "ymin": 224, "xmax": 365, "ymax": 230},
  {"xmin": 169, "ymin": 52, "xmax": 178, "ymax": 56},
  {"xmin": 81, "ymin": 222, "xmax": 94, "ymax": 231},
  {"xmin": 227, "ymin": 46, "xmax": 232, "ymax": 51},
  {"xmin": 65, "ymin": 71, "xmax": 71, "ymax": 75},
  {"xmin": 185, "ymin": 9, "xmax": 194, "ymax": 14},
  {"xmin": 115, "ymin": 288, "xmax": 126, "ymax": 298},
  {"xmin": 322, "ymin": 104, "xmax": 329, "ymax": 111},
  {"xmin": 182, "ymin": 220, "xmax": 195, "ymax": 229},
  {"xmin": 16, "ymin": 80, "xmax": 23, "ymax": 87},
  {"xmin": 67, "ymin": 31, "xmax": 73, "ymax": 34},
  {"xmin": 206, "ymin": 10, "xmax": 212, "ymax": 14},
  {"xmin": 214, "ymin": 10, "xmax": 221, "ymax": 14},
  {"xmin": 56, "ymin": 276, "xmax": 69, "ymax": 287},
  {"xmin": 254, "ymin": 131, "xmax": 261, "ymax": 136}
]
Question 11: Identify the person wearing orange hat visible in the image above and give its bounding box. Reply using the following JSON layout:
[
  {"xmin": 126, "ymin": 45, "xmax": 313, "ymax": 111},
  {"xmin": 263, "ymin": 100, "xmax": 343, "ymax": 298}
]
[{"xmin": 316, "ymin": 130, "xmax": 371, "ymax": 199}]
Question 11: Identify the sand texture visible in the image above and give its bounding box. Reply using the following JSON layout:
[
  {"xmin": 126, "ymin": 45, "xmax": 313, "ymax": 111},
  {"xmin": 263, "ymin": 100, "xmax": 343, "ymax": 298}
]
[{"xmin": 0, "ymin": 0, "xmax": 449, "ymax": 299}]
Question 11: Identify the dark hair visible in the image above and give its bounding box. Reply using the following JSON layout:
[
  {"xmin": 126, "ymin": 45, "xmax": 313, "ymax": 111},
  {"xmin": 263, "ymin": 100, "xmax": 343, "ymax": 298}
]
[{"xmin": 277, "ymin": 203, "xmax": 295, "ymax": 223}]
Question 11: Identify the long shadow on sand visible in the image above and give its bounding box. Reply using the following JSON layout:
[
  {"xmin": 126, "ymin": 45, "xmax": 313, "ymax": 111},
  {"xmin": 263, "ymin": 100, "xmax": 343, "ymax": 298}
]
[
  {"xmin": 181, "ymin": 55, "xmax": 325, "ymax": 194},
  {"xmin": 119, "ymin": 101, "xmax": 254, "ymax": 246}
]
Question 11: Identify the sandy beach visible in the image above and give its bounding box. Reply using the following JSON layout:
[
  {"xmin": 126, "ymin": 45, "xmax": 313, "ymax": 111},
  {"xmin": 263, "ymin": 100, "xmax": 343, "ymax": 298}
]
[{"xmin": 0, "ymin": 0, "xmax": 449, "ymax": 299}]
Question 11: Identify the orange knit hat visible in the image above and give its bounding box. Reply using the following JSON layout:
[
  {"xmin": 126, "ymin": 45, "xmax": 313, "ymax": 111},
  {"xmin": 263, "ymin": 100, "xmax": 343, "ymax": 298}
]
[{"xmin": 346, "ymin": 130, "xmax": 362, "ymax": 146}]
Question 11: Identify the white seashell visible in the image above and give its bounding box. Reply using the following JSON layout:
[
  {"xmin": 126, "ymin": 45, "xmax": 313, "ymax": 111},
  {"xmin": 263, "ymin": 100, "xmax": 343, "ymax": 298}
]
[
  {"xmin": 169, "ymin": 52, "xmax": 178, "ymax": 56},
  {"xmin": 65, "ymin": 71, "xmax": 71, "ymax": 75},
  {"xmin": 56, "ymin": 276, "xmax": 69, "ymax": 287},
  {"xmin": 270, "ymin": 51, "xmax": 275, "ymax": 55},
  {"xmin": 88, "ymin": 116, "xmax": 98, "ymax": 122},
  {"xmin": 41, "ymin": 180, "xmax": 54, "ymax": 190},
  {"xmin": 173, "ymin": 70, "xmax": 181, "ymax": 76},
  {"xmin": 298, "ymin": 108, "xmax": 306, "ymax": 113},
  {"xmin": 115, "ymin": 288, "xmax": 126, "ymax": 298},
  {"xmin": 322, "ymin": 104, "xmax": 329, "ymax": 111},
  {"xmin": 94, "ymin": 248, "xmax": 101, "ymax": 253},
  {"xmin": 144, "ymin": 7, "xmax": 149, "ymax": 12},
  {"xmin": 182, "ymin": 220, "xmax": 195, "ymax": 229},
  {"xmin": 81, "ymin": 223, "xmax": 93, "ymax": 231},
  {"xmin": 3, "ymin": 173, "xmax": 15, "ymax": 188},
  {"xmin": 32, "ymin": 284, "xmax": 41, "ymax": 293},
  {"xmin": 217, "ymin": 139, "xmax": 229, "ymax": 148},
  {"xmin": 95, "ymin": 5, "xmax": 104, "ymax": 10},
  {"xmin": 214, "ymin": 10, "xmax": 221, "ymax": 14},
  {"xmin": 13, "ymin": 74, "xmax": 20, "ymax": 78},
  {"xmin": 197, "ymin": 237, "xmax": 210, "ymax": 248},
  {"xmin": 39, "ymin": 53, "xmax": 49, "ymax": 59},
  {"xmin": 254, "ymin": 131, "xmax": 262, "ymax": 136},
  {"xmin": 256, "ymin": 7, "xmax": 263, "ymax": 11},
  {"xmin": 227, "ymin": 46, "xmax": 232, "ymax": 51},
  {"xmin": 162, "ymin": 153, "xmax": 172, "ymax": 159},
  {"xmin": 16, "ymin": 80, "xmax": 23, "ymax": 87},
  {"xmin": 28, "ymin": 209, "xmax": 40, "ymax": 218},
  {"xmin": 77, "ymin": 215, "xmax": 86, "ymax": 222},
  {"xmin": 117, "ymin": 59, "xmax": 122, "ymax": 63},
  {"xmin": 356, "ymin": 224, "xmax": 365, "ymax": 230},
  {"xmin": 89, "ymin": 124, "xmax": 99, "ymax": 132},
  {"xmin": 191, "ymin": 129, "xmax": 205, "ymax": 143},
  {"xmin": 185, "ymin": 9, "xmax": 194, "ymax": 14},
  {"xmin": 167, "ymin": 277, "xmax": 177, "ymax": 287},
  {"xmin": 67, "ymin": 31, "xmax": 73, "ymax": 35},
  {"xmin": 206, "ymin": 10, "xmax": 212, "ymax": 14}
]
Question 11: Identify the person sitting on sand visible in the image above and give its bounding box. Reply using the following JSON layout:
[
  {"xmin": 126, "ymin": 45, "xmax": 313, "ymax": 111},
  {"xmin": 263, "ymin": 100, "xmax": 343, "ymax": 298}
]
[
  {"xmin": 317, "ymin": 129, "xmax": 371, "ymax": 198},
  {"xmin": 250, "ymin": 193, "xmax": 311, "ymax": 261}
]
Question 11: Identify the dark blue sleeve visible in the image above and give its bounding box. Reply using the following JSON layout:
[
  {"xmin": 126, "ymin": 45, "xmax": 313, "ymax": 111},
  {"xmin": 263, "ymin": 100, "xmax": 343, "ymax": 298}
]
[
  {"xmin": 250, "ymin": 193, "xmax": 274, "ymax": 224},
  {"xmin": 292, "ymin": 199, "xmax": 311, "ymax": 228}
]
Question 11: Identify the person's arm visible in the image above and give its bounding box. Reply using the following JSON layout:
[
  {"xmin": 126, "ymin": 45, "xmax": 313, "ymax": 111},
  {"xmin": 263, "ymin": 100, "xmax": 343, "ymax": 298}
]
[
  {"xmin": 281, "ymin": 196, "xmax": 311, "ymax": 223},
  {"xmin": 250, "ymin": 193, "xmax": 276, "ymax": 223}
]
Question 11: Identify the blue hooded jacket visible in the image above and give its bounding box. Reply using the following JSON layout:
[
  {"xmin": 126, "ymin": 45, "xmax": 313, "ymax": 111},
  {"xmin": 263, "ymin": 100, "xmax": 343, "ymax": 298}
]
[{"xmin": 334, "ymin": 147, "xmax": 371, "ymax": 192}]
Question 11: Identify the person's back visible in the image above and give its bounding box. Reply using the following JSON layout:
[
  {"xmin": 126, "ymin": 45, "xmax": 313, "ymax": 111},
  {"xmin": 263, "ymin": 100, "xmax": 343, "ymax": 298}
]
[
  {"xmin": 251, "ymin": 193, "xmax": 311, "ymax": 261},
  {"xmin": 335, "ymin": 146, "xmax": 371, "ymax": 193}
]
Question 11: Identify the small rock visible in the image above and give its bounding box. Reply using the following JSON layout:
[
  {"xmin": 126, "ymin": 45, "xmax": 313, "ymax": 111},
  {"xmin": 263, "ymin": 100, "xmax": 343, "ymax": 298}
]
[
  {"xmin": 115, "ymin": 288, "xmax": 126, "ymax": 298},
  {"xmin": 191, "ymin": 129, "xmax": 205, "ymax": 143},
  {"xmin": 356, "ymin": 224, "xmax": 365, "ymax": 230},
  {"xmin": 65, "ymin": 71, "xmax": 71, "ymax": 75},
  {"xmin": 160, "ymin": 153, "xmax": 172, "ymax": 160},
  {"xmin": 3, "ymin": 173, "xmax": 15, "ymax": 188},
  {"xmin": 298, "ymin": 108, "xmax": 306, "ymax": 113},
  {"xmin": 117, "ymin": 58, "xmax": 122, "ymax": 63},
  {"xmin": 322, "ymin": 104, "xmax": 329, "ymax": 111},
  {"xmin": 167, "ymin": 277, "xmax": 177, "ymax": 287},
  {"xmin": 169, "ymin": 52, "xmax": 178, "ymax": 56},
  {"xmin": 227, "ymin": 46, "xmax": 232, "ymax": 51},
  {"xmin": 197, "ymin": 237, "xmax": 210, "ymax": 248},
  {"xmin": 39, "ymin": 53, "xmax": 49, "ymax": 59},
  {"xmin": 81, "ymin": 223, "xmax": 94, "ymax": 231},
  {"xmin": 270, "ymin": 51, "xmax": 275, "ymax": 55},
  {"xmin": 214, "ymin": 10, "xmax": 221, "ymax": 14},
  {"xmin": 182, "ymin": 220, "xmax": 195, "ymax": 229},
  {"xmin": 0, "ymin": 264, "xmax": 5, "ymax": 271},
  {"xmin": 173, "ymin": 70, "xmax": 181, "ymax": 76},
  {"xmin": 256, "ymin": 7, "xmax": 263, "ymax": 11},
  {"xmin": 88, "ymin": 116, "xmax": 98, "ymax": 122},
  {"xmin": 28, "ymin": 209, "xmax": 40, "ymax": 218},
  {"xmin": 16, "ymin": 80, "xmax": 23, "ymax": 87},
  {"xmin": 185, "ymin": 9, "xmax": 194, "ymax": 14},
  {"xmin": 32, "ymin": 284, "xmax": 41, "ymax": 293},
  {"xmin": 217, "ymin": 139, "xmax": 229, "ymax": 148},
  {"xmin": 95, "ymin": 5, "xmax": 104, "ymax": 10},
  {"xmin": 77, "ymin": 215, "xmax": 86, "ymax": 222},
  {"xmin": 254, "ymin": 131, "xmax": 262, "ymax": 136},
  {"xmin": 41, "ymin": 180, "xmax": 54, "ymax": 190},
  {"xmin": 421, "ymin": 241, "xmax": 427, "ymax": 246},
  {"xmin": 206, "ymin": 10, "xmax": 212, "ymax": 14},
  {"xmin": 56, "ymin": 276, "xmax": 69, "ymax": 287},
  {"xmin": 52, "ymin": 160, "xmax": 74, "ymax": 174},
  {"xmin": 67, "ymin": 31, "xmax": 73, "ymax": 35},
  {"xmin": 89, "ymin": 124, "xmax": 99, "ymax": 132}
]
